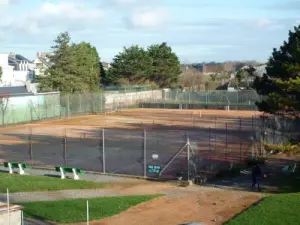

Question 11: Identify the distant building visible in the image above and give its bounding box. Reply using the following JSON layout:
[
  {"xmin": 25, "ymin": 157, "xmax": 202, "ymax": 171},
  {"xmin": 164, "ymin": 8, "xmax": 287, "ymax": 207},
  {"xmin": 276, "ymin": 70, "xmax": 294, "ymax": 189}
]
[
  {"xmin": 101, "ymin": 62, "xmax": 111, "ymax": 70},
  {"xmin": 33, "ymin": 52, "xmax": 52, "ymax": 77},
  {"xmin": 202, "ymin": 64, "xmax": 224, "ymax": 75},
  {"xmin": 0, "ymin": 85, "xmax": 35, "ymax": 97},
  {"xmin": 0, "ymin": 202, "xmax": 24, "ymax": 225},
  {"xmin": 0, "ymin": 53, "xmax": 34, "ymax": 86}
]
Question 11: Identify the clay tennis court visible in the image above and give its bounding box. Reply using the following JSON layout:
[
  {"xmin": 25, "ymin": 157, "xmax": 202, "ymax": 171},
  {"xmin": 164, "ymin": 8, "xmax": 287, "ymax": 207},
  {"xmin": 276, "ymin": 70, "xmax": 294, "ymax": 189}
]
[{"xmin": 0, "ymin": 109, "xmax": 261, "ymax": 179}]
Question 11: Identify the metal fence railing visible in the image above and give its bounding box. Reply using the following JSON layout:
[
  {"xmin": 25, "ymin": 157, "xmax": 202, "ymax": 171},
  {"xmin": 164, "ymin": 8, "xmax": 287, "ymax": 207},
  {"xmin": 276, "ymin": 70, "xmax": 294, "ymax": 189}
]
[
  {"xmin": 2, "ymin": 115, "xmax": 264, "ymax": 180},
  {"xmin": 140, "ymin": 89, "xmax": 262, "ymax": 110},
  {"xmin": 103, "ymin": 85, "xmax": 152, "ymax": 93}
]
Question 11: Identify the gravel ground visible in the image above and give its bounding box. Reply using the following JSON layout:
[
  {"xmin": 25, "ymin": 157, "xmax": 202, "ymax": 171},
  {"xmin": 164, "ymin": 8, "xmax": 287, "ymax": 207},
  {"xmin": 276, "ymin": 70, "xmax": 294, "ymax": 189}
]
[
  {"xmin": 0, "ymin": 166, "xmax": 142, "ymax": 183},
  {"xmin": 0, "ymin": 189, "xmax": 121, "ymax": 202}
]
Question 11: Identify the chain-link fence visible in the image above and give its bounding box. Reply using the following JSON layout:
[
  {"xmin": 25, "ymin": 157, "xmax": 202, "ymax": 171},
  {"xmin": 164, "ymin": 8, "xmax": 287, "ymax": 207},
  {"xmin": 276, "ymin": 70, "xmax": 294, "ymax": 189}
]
[
  {"xmin": 1, "ymin": 114, "xmax": 265, "ymax": 181},
  {"xmin": 0, "ymin": 90, "xmax": 160, "ymax": 127},
  {"xmin": 141, "ymin": 89, "xmax": 262, "ymax": 110},
  {"xmin": 257, "ymin": 115, "xmax": 300, "ymax": 145},
  {"xmin": 103, "ymin": 85, "xmax": 152, "ymax": 93}
]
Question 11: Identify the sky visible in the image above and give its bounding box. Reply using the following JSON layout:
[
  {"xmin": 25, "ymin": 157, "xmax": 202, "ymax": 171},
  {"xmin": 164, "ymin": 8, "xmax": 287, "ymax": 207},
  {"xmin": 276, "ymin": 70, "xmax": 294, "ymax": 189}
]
[{"xmin": 0, "ymin": 0, "xmax": 299, "ymax": 63}]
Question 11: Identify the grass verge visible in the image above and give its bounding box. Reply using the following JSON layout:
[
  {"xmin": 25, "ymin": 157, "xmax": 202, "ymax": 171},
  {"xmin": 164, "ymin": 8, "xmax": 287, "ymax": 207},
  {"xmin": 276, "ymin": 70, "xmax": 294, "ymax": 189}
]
[
  {"xmin": 19, "ymin": 195, "xmax": 160, "ymax": 223},
  {"xmin": 0, "ymin": 173, "xmax": 108, "ymax": 193},
  {"xmin": 225, "ymin": 193, "xmax": 300, "ymax": 225}
]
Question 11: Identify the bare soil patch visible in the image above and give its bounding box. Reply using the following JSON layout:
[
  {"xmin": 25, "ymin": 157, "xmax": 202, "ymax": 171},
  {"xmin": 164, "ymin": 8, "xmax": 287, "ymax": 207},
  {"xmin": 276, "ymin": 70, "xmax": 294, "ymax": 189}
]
[{"xmin": 69, "ymin": 186, "xmax": 261, "ymax": 225}]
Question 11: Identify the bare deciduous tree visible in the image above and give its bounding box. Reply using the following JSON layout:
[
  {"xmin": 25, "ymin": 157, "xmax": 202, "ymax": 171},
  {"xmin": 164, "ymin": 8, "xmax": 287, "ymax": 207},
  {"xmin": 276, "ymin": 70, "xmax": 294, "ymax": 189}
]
[
  {"xmin": 0, "ymin": 94, "xmax": 9, "ymax": 125},
  {"xmin": 179, "ymin": 69, "xmax": 205, "ymax": 91}
]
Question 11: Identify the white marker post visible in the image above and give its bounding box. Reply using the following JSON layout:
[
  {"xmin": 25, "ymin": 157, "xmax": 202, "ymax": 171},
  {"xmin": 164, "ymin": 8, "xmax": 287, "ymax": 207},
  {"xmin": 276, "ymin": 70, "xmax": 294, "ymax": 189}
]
[
  {"xmin": 7, "ymin": 188, "xmax": 10, "ymax": 225},
  {"xmin": 86, "ymin": 200, "xmax": 89, "ymax": 225}
]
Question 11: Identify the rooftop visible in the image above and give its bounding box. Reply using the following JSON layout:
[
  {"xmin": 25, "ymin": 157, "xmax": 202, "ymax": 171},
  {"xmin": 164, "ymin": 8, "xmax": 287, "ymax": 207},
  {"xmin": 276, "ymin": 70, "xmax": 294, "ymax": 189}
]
[
  {"xmin": 0, "ymin": 86, "xmax": 34, "ymax": 97},
  {"xmin": 0, "ymin": 202, "xmax": 23, "ymax": 214}
]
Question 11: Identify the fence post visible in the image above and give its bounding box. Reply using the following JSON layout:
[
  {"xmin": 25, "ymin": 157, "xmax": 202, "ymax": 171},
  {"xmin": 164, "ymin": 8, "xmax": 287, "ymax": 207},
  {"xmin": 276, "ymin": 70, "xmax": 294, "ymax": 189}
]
[
  {"xmin": 187, "ymin": 137, "xmax": 190, "ymax": 182},
  {"xmin": 67, "ymin": 95, "xmax": 70, "ymax": 118},
  {"xmin": 144, "ymin": 129, "xmax": 147, "ymax": 178},
  {"xmin": 79, "ymin": 94, "xmax": 82, "ymax": 113},
  {"xmin": 63, "ymin": 129, "xmax": 67, "ymax": 167},
  {"xmin": 214, "ymin": 128, "xmax": 217, "ymax": 152},
  {"xmin": 240, "ymin": 141, "xmax": 242, "ymax": 162},
  {"xmin": 28, "ymin": 127, "xmax": 33, "ymax": 166},
  {"xmin": 102, "ymin": 129, "xmax": 106, "ymax": 174},
  {"xmin": 208, "ymin": 127, "xmax": 211, "ymax": 151},
  {"xmin": 225, "ymin": 123, "xmax": 228, "ymax": 158}
]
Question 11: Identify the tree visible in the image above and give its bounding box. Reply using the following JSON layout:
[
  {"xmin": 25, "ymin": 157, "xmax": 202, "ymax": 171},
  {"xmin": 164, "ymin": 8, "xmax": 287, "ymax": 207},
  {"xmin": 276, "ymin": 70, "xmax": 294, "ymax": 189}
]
[
  {"xmin": 253, "ymin": 25, "xmax": 300, "ymax": 118},
  {"xmin": 38, "ymin": 32, "xmax": 101, "ymax": 93},
  {"xmin": 0, "ymin": 94, "xmax": 9, "ymax": 125},
  {"xmin": 148, "ymin": 42, "xmax": 181, "ymax": 88},
  {"xmin": 234, "ymin": 66, "xmax": 256, "ymax": 89},
  {"xmin": 179, "ymin": 69, "xmax": 205, "ymax": 91},
  {"xmin": 109, "ymin": 45, "xmax": 153, "ymax": 85},
  {"xmin": 0, "ymin": 66, "xmax": 2, "ymax": 80},
  {"xmin": 70, "ymin": 42, "xmax": 101, "ymax": 92}
]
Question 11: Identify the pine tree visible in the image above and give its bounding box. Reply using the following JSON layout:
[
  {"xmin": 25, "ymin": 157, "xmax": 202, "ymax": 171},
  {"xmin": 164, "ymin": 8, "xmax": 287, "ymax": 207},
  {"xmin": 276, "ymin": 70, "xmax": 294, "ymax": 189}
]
[
  {"xmin": 109, "ymin": 45, "xmax": 153, "ymax": 85},
  {"xmin": 148, "ymin": 42, "xmax": 181, "ymax": 88},
  {"xmin": 253, "ymin": 25, "xmax": 300, "ymax": 118},
  {"xmin": 71, "ymin": 42, "xmax": 101, "ymax": 92},
  {"xmin": 38, "ymin": 32, "xmax": 101, "ymax": 93}
]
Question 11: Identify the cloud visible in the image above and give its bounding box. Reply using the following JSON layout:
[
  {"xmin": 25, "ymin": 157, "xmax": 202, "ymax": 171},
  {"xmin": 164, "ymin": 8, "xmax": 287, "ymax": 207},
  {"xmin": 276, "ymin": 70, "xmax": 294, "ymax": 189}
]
[
  {"xmin": 256, "ymin": 19, "xmax": 274, "ymax": 28},
  {"xmin": 36, "ymin": 2, "xmax": 105, "ymax": 23},
  {"xmin": 126, "ymin": 7, "xmax": 170, "ymax": 29},
  {"xmin": 0, "ymin": 1, "xmax": 105, "ymax": 36}
]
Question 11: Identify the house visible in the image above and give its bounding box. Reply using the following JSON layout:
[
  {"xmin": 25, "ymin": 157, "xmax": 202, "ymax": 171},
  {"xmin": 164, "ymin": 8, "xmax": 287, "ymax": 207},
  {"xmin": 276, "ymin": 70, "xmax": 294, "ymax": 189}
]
[
  {"xmin": 0, "ymin": 85, "xmax": 36, "ymax": 97},
  {"xmin": 101, "ymin": 62, "xmax": 111, "ymax": 70},
  {"xmin": 180, "ymin": 64, "xmax": 200, "ymax": 74},
  {"xmin": 227, "ymin": 64, "xmax": 267, "ymax": 90},
  {"xmin": 33, "ymin": 52, "xmax": 51, "ymax": 76},
  {"xmin": 202, "ymin": 62, "xmax": 235, "ymax": 76},
  {"xmin": 0, "ymin": 202, "xmax": 24, "ymax": 225},
  {"xmin": 202, "ymin": 64, "xmax": 224, "ymax": 75},
  {"xmin": 0, "ymin": 53, "xmax": 34, "ymax": 87}
]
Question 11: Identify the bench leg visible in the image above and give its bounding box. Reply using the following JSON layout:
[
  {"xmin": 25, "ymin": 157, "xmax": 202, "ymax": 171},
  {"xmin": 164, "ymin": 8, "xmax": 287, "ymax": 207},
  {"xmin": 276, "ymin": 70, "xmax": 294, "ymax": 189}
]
[
  {"xmin": 59, "ymin": 167, "xmax": 65, "ymax": 179},
  {"xmin": 18, "ymin": 164, "xmax": 25, "ymax": 175},
  {"xmin": 72, "ymin": 168, "xmax": 79, "ymax": 180},
  {"xmin": 292, "ymin": 163, "xmax": 297, "ymax": 173},
  {"xmin": 8, "ymin": 163, "xmax": 13, "ymax": 174}
]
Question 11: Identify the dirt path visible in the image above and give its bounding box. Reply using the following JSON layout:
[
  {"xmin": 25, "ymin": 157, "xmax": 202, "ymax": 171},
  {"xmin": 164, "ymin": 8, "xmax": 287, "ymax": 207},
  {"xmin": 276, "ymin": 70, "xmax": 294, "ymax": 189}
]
[
  {"xmin": 68, "ymin": 186, "xmax": 262, "ymax": 225},
  {"xmin": 0, "ymin": 183, "xmax": 177, "ymax": 203}
]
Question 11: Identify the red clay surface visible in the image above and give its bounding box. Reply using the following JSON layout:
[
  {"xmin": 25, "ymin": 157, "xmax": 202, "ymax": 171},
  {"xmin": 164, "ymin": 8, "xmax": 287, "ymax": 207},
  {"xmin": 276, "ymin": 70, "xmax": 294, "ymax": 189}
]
[{"xmin": 0, "ymin": 109, "xmax": 261, "ymax": 178}]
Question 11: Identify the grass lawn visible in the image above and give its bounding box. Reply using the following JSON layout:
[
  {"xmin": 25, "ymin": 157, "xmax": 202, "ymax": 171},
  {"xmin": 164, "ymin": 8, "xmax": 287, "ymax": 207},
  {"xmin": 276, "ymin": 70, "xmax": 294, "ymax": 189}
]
[
  {"xmin": 0, "ymin": 173, "xmax": 108, "ymax": 193},
  {"xmin": 225, "ymin": 192, "xmax": 300, "ymax": 225},
  {"xmin": 19, "ymin": 195, "xmax": 160, "ymax": 223}
]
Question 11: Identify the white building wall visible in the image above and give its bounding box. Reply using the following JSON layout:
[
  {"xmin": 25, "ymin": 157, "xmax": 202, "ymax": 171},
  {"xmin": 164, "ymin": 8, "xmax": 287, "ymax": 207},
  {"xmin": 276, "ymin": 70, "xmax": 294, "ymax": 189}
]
[
  {"xmin": 0, "ymin": 209, "xmax": 23, "ymax": 225},
  {"xmin": 0, "ymin": 54, "xmax": 15, "ymax": 86},
  {"xmin": 0, "ymin": 54, "xmax": 34, "ymax": 87},
  {"xmin": 104, "ymin": 90, "xmax": 163, "ymax": 108}
]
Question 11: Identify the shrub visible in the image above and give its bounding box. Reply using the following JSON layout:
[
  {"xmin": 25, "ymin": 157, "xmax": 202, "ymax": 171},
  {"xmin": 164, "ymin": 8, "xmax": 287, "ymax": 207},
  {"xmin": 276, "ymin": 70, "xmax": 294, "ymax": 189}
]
[{"xmin": 265, "ymin": 143, "xmax": 300, "ymax": 155}]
